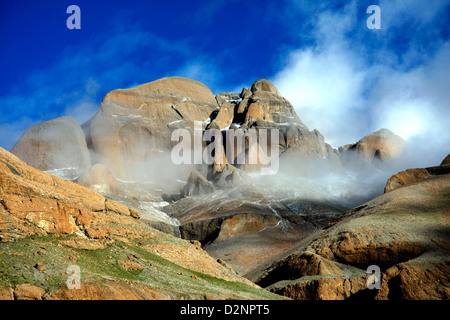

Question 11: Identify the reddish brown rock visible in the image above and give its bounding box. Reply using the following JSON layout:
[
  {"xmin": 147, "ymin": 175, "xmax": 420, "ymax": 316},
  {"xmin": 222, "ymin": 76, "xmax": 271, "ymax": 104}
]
[
  {"xmin": 208, "ymin": 101, "xmax": 235, "ymax": 130},
  {"xmin": 385, "ymin": 154, "xmax": 450, "ymax": 193},
  {"xmin": 46, "ymin": 281, "xmax": 164, "ymax": 300},
  {"xmin": 0, "ymin": 287, "xmax": 14, "ymax": 300},
  {"xmin": 270, "ymin": 275, "xmax": 368, "ymax": 300},
  {"xmin": 215, "ymin": 213, "xmax": 269, "ymax": 241},
  {"xmin": 384, "ymin": 168, "xmax": 430, "ymax": 193},
  {"xmin": 83, "ymin": 77, "xmax": 218, "ymax": 181},
  {"xmin": 14, "ymin": 284, "xmax": 45, "ymax": 300}
]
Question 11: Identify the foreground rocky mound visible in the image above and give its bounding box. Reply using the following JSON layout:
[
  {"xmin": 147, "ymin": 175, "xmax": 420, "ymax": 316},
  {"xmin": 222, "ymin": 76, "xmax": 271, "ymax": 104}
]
[
  {"xmin": 252, "ymin": 157, "xmax": 450, "ymax": 300},
  {"xmin": 385, "ymin": 153, "xmax": 450, "ymax": 192},
  {"xmin": 0, "ymin": 147, "xmax": 282, "ymax": 300}
]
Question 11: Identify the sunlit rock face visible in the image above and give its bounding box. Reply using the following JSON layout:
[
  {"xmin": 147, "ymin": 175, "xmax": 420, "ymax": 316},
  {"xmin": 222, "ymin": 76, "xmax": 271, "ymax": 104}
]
[
  {"xmin": 82, "ymin": 77, "xmax": 218, "ymax": 182},
  {"xmin": 9, "ymin": 76, "xmax": 412, "ymax": 279},
  {"xmin": 210, "ymin": 78, "xmax": 342, "ymax": 176}
]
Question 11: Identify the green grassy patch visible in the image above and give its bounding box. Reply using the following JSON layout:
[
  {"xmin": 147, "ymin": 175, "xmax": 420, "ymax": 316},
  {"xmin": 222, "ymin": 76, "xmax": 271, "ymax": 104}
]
[{"xmin": 0, "ymin": 235, "xmax": 283, "ymax": 300}]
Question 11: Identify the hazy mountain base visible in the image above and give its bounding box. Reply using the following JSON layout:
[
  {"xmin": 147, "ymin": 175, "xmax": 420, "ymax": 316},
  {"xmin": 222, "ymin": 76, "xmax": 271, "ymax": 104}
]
[{"xmin": 252, "ymin": 173, "xmax": 450, "ymax": 300}]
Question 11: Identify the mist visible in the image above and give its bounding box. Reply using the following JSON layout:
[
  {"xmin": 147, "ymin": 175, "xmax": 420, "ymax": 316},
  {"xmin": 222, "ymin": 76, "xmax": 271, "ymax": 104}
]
[{"xmin": 272, "ymin": 0, "xmax": 450, "ymax": 169}]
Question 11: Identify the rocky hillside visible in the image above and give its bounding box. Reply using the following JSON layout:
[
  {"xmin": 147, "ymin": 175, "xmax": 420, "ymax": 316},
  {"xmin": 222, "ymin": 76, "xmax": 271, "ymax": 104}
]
[
  {"xmin": 251, "ymin": 156, "xmax": 450, "ymax": 300},
  {"xmin": 6, "ymin": 76, "xmax": 433, "ymax": 300},
  {"xmin": 0, "ymin": 146, "xmax": 283, "ymax": 300}
]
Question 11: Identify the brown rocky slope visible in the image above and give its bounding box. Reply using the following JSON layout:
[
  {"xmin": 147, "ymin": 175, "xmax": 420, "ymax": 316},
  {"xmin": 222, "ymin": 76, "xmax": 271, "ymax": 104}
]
[
  {"xmin": 252, "ymin": 157, "xmax": 450, "ymax": 300},
  {"xmin": 0, "ymin": 146, "xmax": 283, "ymax": 300}
]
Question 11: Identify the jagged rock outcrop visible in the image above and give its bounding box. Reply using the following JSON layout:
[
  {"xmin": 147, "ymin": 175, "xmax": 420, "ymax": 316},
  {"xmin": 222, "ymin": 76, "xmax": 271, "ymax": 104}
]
[
  {"xmin": 181, "ymin": 169, "xmax": 215, "ymax": 197},
  {"xmin": 210, "ymin": 79, "xmax": 341, "ymax": 175},
  {"xmin": 441, "ymin": 154, "xmax": 450, "ymax": 165},
  {"xmin": 11, "ymin": 116, "xmax": 91, "ymax": 179},
  {"xmin": 384, "ymin": 168, "xmax": 431, "ymax": 193}
]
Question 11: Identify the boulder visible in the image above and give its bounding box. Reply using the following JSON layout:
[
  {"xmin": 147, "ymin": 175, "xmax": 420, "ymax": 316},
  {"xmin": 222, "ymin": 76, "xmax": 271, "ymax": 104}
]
[
  {"xmin": 385, "ymin": 154, "xmax": 450, "ymax": 193},
  {"xmin": 14, "ymin": 284, "xmax": 45, "ymax": 300},
  {"xmin": 181, "ymin": 170, "xmax": 215, "ymax": 197},
  {"xmin": 210, "ymin": 164, "xmax": 243, "ymax": 189},
  {"xmin": 384, "ymin": 168, "xmax": 430, "ymax": 193},
  {"xmin": 11, "ymin": 116, "xmax": 91, "ymax": 179}
]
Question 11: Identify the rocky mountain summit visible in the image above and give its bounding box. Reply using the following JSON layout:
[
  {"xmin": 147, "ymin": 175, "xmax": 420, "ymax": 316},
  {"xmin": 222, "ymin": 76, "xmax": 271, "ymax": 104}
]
[{"xmin": 4, "ymin": 76, "xmax": 447, "ymax": 300}]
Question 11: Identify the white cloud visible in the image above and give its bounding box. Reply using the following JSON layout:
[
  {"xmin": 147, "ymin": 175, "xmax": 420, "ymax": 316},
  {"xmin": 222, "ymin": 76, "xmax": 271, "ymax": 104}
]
[
  {"xmin": 273, "ymin": 46, "xmax": 367, "ymax": 147},
  {"xmin": 272, "ymin": 0, "xmax": 450, "ymax": 167}
]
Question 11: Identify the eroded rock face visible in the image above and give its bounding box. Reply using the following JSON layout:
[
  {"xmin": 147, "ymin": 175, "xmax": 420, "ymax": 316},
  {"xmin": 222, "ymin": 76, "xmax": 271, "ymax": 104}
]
[
  {"xmin": 11, "ymin": 116, "xmax": 91, "ymax": 179},
  {"xmin": 83, "ymin": 77, "xmax": 218, "ymax": 181},
  {"xmin": 161, "ymin": 183, "xmax": 345, "ymax": 276},
  {"xmin": 384, "ymin": 168, "xmax": 430, "ymax": 193},
  {"xmin": 441, "ymin": 154, "xmax": 450, "ymax": 165},
  {"xmin": 208, "ymin": 79, "xmax": 341, "ymax": 176},
  {"xmin": 181, "ymin": 169, "xmax": 215, "ymax": 197}
]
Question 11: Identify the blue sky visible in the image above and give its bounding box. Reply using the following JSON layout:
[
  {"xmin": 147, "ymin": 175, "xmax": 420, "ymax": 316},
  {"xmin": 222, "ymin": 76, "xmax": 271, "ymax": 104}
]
[{"xmin": 1, "ymin": 0, "xmax": 449, "ymax": 166}]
